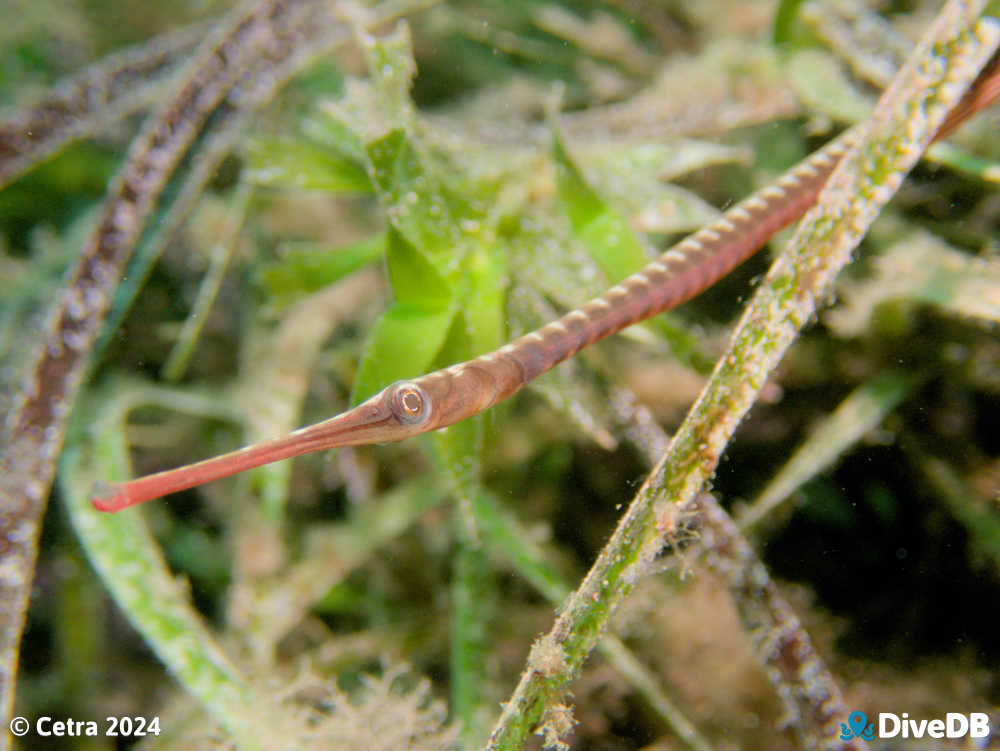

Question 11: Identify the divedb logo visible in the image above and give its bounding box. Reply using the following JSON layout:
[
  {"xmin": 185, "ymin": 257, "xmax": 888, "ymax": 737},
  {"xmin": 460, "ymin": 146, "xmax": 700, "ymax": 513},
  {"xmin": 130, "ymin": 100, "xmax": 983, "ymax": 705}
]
[
  {"xmin": 840, "ymin": 712, "xmax": 875, "ymax": 741},
  {"xmin": 839, "ymin": 710, "xmax": 991, "ymax": 741}
]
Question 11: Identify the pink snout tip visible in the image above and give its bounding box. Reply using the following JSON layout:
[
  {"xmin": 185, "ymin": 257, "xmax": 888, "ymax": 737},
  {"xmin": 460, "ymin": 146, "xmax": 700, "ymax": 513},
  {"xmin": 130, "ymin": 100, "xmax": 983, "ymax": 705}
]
[{"xmin": 91, "ymin": 481, "xmax": 132, "ymax": 513}]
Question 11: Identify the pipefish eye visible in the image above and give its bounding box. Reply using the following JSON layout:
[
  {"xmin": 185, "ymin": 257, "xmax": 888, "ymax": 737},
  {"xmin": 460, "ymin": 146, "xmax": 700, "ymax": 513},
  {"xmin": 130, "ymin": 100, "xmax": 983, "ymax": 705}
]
[{"xmin": 390, "ymin": 382, "xmax": 431, "ymax": 425}]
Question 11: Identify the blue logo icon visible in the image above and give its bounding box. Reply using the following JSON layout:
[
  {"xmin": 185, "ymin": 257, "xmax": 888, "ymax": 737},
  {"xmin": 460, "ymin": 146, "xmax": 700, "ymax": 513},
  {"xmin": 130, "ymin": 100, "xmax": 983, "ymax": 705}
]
[{"xmin": 841, "ymin": 711, "xmax": 876, "ymax": 741}]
